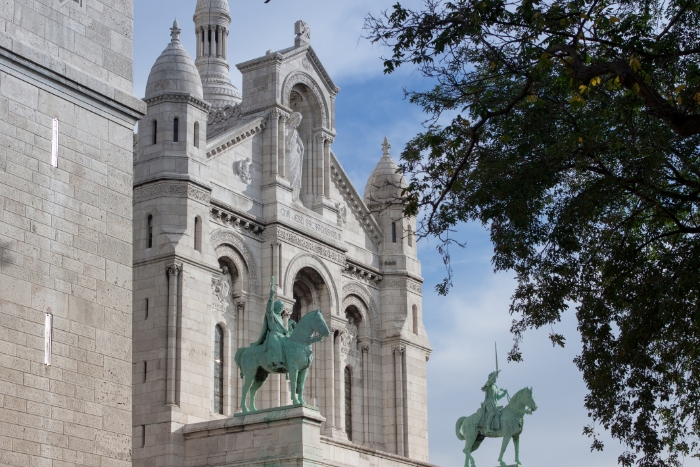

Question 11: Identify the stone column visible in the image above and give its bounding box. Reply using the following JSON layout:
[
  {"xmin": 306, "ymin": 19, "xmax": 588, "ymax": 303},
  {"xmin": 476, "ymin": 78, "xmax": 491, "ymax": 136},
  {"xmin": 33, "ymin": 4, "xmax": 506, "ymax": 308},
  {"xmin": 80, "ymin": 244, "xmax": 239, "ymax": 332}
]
[
  {"xmin": 224, "ymin": 316, "xmax": 236, "ymax": 415},
  {"xmin": 270, "ymin": 112, "xmax": 279, "ymax": 176},
  {"xmin": 278, "ymin": 114, "xmax": 287, "ymax": 179},
  {"xmin": 361, "ymin": 344, "xmax": 370, "ymax": 446},
  {"xmin": 315, "ymin": 132, "xmax": 324, "ymax": 199},
  {"xmin": 324, "ymin": 137, "xmax": 331, "ymax": 198},
  {"xmin": 223, "ymin": 29, "xmax": 227, "ymax": 59},
  {"xmin": 236, "ymin": 301, "xmax": 246, "ymax": 411},
  {"xmin": 166, "ymin": 264, "xmax": 181, "ymax": 406},
  {"xmin": 393, "ymin": 346, "xmax": 405, "ymax": 455},
  {"xmin": 325, "ymin": 329, "xmax": 336, "ymax": 432},
  {"xmin": 335, "ymin": 328, "xmax": 344, "ymax": 435}
]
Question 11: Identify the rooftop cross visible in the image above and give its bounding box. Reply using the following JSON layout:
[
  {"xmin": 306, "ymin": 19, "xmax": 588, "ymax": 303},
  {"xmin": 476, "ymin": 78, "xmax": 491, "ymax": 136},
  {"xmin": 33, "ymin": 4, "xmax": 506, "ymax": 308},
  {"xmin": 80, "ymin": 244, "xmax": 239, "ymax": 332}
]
[
  {"xmin": 170, "ymin": 19, "xmax": 181, "ymax": 42},
  {"xmin": 382, "ymin": 136, "xmax": 391, "ymax": 157}
]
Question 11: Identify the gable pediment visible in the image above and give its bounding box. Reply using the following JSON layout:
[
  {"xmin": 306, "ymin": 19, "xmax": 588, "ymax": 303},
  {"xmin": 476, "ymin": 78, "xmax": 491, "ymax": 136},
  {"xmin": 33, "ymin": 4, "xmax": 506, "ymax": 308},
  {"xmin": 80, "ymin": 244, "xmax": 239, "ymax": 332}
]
[{"xmin": 205, "ymin": 116, "xmax": 266, "ymax": 160}]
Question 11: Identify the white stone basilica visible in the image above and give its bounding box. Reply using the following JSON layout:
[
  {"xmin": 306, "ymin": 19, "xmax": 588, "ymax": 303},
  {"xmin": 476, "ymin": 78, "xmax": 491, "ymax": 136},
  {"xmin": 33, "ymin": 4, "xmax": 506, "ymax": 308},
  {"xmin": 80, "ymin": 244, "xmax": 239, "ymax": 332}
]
[{"xmin": 132, "ymin": 1, "xmax": 432, "ymax": 466}]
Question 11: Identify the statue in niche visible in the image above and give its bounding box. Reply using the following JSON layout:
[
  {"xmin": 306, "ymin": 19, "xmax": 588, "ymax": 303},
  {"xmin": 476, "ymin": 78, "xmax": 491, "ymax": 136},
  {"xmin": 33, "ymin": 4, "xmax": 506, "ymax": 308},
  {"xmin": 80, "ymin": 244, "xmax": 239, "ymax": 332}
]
[
  {"xmin": 285, "ymin": 112, "xmax": 304, "ymax": 201},
  {"xmin": 217, "ymin": 266, "xmax": 234, "ymax": 312}
]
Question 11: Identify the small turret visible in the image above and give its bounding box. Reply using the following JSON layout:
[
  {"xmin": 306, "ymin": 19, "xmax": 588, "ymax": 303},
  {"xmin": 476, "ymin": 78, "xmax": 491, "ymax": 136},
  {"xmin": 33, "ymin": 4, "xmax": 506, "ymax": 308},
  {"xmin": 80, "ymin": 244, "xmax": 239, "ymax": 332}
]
[
  {"xmin": 364, "ymin": 137, "xmax": 416, "ymax": 259},
  {"xmin": 364, "ymin": 137, "xmax": 408, "ymax": 211}
]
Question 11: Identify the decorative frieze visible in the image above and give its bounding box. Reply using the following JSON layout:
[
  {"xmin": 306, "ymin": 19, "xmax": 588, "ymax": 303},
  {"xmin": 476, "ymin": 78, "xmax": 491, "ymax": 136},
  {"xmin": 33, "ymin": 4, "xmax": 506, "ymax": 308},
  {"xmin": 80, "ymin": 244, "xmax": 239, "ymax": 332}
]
[
  {"xmin": 208, "ymin": 103, "xmax": 242, "ymax": 125},
  {"xmin": 381, "ymin": 277, "xmax": 423, "ymax": 294},
  {"xmin": 134, "ymin": 182, "xmax": 211, "ymax": 204}
]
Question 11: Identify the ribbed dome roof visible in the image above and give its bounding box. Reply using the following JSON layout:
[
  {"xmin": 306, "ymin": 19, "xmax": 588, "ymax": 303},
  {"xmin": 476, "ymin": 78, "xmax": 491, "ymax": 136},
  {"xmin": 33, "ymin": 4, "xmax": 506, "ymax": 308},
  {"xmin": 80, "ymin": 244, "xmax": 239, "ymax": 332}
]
[
  {"xmin": 145, "ymin": 21, "xmax": 203, "ymax": 100},
  {"xmin": 195, "ymin": 0, "xmax": 230, "ymax": 14},
  {"xmin": 364, "ymin": 137, "xmax": 408, "ymax": 206}
]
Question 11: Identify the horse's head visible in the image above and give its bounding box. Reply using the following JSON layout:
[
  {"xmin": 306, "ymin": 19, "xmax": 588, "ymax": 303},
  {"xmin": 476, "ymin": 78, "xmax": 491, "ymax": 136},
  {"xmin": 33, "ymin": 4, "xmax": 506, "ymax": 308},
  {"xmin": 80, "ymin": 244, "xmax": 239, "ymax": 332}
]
[
  {"xmin": 524, "ymin": 387, "xmax": 538, "ymax": 412},
  {"xmin": 308, "ymin": 309, "xmax": 330, "ymax": 337}
]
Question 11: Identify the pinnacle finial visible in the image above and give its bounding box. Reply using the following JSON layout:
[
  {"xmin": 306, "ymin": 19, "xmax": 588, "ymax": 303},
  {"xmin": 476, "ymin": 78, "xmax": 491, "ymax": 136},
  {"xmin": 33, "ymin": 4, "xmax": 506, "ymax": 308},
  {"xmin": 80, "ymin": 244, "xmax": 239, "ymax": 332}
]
[
  {"xmin": 382, "ymin": 136, "xmax": 391, "ymax": 157},
  {"xmin": 170, "ymin": 19, "xmax": 181, "ymax": 42}
]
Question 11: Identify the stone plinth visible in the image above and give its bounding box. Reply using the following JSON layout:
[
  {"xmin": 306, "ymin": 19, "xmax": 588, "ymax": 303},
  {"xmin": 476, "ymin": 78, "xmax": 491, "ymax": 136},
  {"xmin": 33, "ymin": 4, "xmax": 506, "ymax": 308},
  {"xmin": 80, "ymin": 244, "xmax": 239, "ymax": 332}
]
[{"xmin": 182, "ymin": 405, "xmax": 325, "ymax": 467}]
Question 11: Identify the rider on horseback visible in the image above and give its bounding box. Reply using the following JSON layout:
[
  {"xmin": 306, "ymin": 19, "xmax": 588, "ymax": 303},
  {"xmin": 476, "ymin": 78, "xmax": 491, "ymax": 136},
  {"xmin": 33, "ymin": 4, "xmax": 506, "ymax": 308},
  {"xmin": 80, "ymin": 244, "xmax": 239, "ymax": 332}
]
[
  {"xmin": 478, "ymin": 370, "xmax": 508, "ymax": 432},
  {"xmin": 250, "ymin": 277, "xmax": 289, "ymax": 372}
]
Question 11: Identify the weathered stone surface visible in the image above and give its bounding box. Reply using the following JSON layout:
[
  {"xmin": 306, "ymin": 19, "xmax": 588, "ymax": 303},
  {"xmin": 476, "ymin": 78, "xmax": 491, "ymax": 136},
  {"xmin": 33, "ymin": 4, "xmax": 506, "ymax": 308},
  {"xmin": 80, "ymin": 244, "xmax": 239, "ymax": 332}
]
[{"xmin": 0, "ymin": 2, "xmax": 144, "ymax": 467}]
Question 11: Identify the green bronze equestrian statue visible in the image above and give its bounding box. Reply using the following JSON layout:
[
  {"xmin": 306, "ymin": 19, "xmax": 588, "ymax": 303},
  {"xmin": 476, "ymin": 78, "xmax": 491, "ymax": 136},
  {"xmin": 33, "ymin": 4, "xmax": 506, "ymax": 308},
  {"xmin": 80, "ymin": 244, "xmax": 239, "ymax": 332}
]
[
  {"xmin": 235, "ymin": 277, "xmax": 330, "ymax": 412},
  {"xmin": 249, "ymin": 277, "xmax": 290, "ymax": 371},
  {"xmin": 456, "ymin": 344, "xmax": 538, "ymax": 467}
]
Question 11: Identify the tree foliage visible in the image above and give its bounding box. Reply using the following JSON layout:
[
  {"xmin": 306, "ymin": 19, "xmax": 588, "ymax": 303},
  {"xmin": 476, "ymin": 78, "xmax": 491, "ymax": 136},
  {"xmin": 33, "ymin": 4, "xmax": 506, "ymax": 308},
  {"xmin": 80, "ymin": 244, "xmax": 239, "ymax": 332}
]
[{"xmin": 365, "ymin": 0, "xmax": 700, "ymax": 465}]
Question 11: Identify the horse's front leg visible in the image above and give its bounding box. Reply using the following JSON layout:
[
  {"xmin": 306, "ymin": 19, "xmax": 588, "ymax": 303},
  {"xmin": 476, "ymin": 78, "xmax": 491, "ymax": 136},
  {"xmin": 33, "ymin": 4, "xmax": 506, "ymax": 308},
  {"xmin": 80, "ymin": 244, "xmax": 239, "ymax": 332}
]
[
  {"xmin": 289, "ymin": 369, "xmax": 300, "ymax": 405},
  {"xmin": 241, "ymin": 373, "xmax": 254, "ymax": 413},
  {"xmin": 297, "ymin": 368, "xmax": 308, "ymax": 405},
  {"xmin": 513, "ymin": 435, "xmax": 521, "ymax": 466},
  {"xmin": 497, "ymin": 432, "xmax": 510, "ymax": 467}
]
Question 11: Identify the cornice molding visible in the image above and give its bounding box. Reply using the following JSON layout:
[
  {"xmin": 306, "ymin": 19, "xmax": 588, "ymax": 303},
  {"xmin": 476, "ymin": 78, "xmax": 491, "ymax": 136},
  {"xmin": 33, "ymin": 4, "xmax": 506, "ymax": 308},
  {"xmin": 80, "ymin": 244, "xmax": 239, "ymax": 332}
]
[
  {"xmin": 206, "ymin": 116, "xmax": 266, "ymax": 159},
  {"xmin": 330, "ymin": 152, "xmax": 382, "ymax": 248},
  {"xmin": 143, "ymin": 93, "xmax": 210, "ymax": 113}
]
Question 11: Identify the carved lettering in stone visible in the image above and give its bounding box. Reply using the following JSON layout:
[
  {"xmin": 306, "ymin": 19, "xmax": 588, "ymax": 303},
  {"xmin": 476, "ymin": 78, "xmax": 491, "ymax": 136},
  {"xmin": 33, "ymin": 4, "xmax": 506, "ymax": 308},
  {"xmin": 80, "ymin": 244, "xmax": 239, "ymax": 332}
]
[
  {"xmin": 264, "ymin": 226, "xmax": 345, "ymax": 264},
  {"xmin": 278, "ymin": 207, "xmax": 341, "ymax": 241}
]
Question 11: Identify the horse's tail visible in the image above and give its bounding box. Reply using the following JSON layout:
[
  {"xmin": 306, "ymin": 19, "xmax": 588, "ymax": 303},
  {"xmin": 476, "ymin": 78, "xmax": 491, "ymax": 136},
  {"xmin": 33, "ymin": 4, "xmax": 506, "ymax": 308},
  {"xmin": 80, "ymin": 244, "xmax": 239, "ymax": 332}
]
[
  {"xmin": 234, "ymin": 347, "xmax": 246, "ymax": 378},
  {"xmin": 455, "ymin": 416, "xmax": 466, "ymax": 441}
]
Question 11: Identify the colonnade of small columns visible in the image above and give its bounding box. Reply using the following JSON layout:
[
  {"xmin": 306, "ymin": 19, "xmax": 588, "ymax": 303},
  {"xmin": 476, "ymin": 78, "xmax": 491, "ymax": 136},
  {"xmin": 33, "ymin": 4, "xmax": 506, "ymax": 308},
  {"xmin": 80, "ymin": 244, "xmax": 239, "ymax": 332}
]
[{"xmin": 196, "ymin": 25, "xmax": 229, "ymax": 60}]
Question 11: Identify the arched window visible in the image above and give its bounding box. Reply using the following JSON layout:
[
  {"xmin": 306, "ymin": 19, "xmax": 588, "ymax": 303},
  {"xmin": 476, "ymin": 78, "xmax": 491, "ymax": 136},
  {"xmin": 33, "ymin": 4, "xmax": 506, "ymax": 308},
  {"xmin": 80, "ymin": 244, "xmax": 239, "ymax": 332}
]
[
  {"xmin": 412, "ymin": 305, "xmax": 419, "ymax": 335},
  {"xmin": 391, "ymin": 222, "xmax": 397, "ymax": 243},
  {"xmin": 214, "ymin": 325, "xmax": 224, "ymax": 415},
  {"xmin": 147, "ymin": 215, "xmax": 153, "ymax": 249},
  {"xmin": 173, "ymin": 118, "xmax": 179, "ymax": 142},
  {"xmin": 194, "ymin": 122, "xmax": 200, "ymax": 148},
  {"xmin": 408, "ymin": 225, "xmax": 413, "ymax": 247},
  {"xmin": 152, "ymin": 120, "xmax": 157, "ymax": 145},
  {"xmin": 194, "ymin": 216, "xmax": 202, "ymax": 252},
  {"xmin": 344, "ymin": 366, "xmax": 352, "ymax": 441}
]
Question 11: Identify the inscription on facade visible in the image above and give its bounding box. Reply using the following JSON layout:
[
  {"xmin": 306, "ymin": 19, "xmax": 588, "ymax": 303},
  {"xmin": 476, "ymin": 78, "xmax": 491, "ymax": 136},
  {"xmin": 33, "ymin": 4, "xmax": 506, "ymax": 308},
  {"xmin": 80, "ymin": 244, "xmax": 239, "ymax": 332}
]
[{"xmin": 279, "ymin": 206, "xmax": 341, "ymax": 241}]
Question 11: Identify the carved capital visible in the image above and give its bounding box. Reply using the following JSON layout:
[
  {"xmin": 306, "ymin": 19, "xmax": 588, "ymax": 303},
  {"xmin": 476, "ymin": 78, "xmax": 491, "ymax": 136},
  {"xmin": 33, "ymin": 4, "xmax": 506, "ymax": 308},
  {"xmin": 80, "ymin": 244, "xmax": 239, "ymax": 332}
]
[
  {"xmin": 166, "ymin": 265, "xmax": 181, "ymax": 277},
  {"xmin": 393, "ymin": 346, "xmax": 406, "ymax": 356},
  {"xmin": 361, "ymin": 345, "xmax": 370, "ymax": 353}
]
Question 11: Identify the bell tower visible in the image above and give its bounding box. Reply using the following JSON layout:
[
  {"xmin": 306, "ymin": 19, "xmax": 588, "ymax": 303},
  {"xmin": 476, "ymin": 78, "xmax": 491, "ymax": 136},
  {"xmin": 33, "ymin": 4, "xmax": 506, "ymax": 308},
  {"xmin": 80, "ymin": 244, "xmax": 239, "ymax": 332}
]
[{"xmin": 194, "ymin": 0, "xmax": 242, "ymax": 108}]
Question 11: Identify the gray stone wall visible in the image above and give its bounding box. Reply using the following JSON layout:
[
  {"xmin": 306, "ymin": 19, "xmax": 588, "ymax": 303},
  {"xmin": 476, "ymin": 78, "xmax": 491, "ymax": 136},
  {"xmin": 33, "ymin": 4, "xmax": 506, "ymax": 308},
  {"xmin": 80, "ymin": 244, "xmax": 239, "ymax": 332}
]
[
  {"xmin": 0, "ymin": 1, "xmax": 144, "ymax": 466},
  {"xmin": 1, "ymin": 0, "xmax": 136, "ymax": 94}
]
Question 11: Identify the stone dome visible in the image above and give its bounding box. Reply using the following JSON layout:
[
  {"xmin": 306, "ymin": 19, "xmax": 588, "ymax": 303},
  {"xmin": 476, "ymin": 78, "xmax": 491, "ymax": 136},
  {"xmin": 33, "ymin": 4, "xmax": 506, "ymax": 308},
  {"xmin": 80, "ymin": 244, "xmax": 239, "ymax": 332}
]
[
  {"xmin": 364, "ymin": 137, "xmax": 408, "ymax": 206},
  {"xmin": 195, "ymin": 0, "xmax": 230, "ymax": 15},
  {"xmin": 145, "ymin": 21, "xmax": 203, "ymax": 100}
]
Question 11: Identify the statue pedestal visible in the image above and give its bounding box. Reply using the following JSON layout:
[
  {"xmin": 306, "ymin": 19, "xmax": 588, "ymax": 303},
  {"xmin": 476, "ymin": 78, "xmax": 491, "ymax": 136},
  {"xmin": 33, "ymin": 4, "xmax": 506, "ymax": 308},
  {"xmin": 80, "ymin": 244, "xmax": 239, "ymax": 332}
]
[{"xmin": 183, "ymin": 405, "xmax": 325, "ymax": 466}]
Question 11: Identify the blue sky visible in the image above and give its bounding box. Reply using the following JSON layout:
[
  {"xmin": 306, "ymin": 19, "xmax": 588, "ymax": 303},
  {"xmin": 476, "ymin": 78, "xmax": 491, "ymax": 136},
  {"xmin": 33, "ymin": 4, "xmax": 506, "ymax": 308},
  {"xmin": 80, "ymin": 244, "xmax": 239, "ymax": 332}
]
[{"xmin": 133, "ymin": 2, "xmax": 699, "ymax": 466}]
